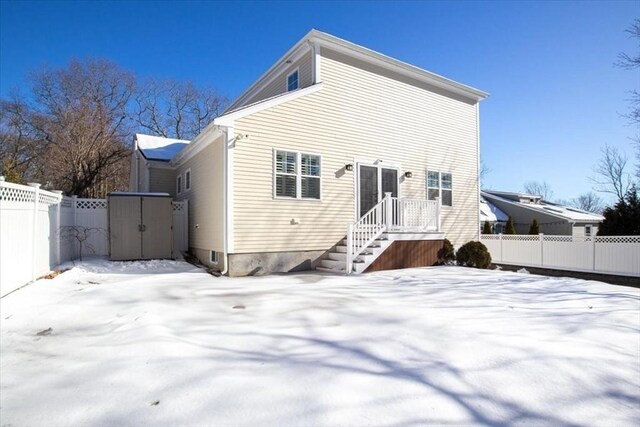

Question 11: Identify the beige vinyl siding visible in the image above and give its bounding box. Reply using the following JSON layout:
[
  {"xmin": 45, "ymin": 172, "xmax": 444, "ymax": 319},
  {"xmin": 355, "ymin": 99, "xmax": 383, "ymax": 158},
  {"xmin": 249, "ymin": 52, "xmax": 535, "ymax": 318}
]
[
  {"xmin": 175, "ymin": 135, "xmax": 225, "ymax": 255},
  {"xmin": 241, "ymin": 51, "xmax": 313, "ymax": 108},
  {"xmin": 148, "ymin": 167, "xmax": 176, "ymax": 197},
  {"xmin": 231, "ymin": 48, "xmax": 480, "ymax": 253}
]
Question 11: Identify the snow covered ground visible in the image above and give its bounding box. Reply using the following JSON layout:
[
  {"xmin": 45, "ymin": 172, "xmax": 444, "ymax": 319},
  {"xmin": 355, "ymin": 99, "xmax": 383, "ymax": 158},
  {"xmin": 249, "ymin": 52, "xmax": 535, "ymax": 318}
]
[{"xmin": 1, "ymin": 259, "xmax": 639, "ymax": 426}]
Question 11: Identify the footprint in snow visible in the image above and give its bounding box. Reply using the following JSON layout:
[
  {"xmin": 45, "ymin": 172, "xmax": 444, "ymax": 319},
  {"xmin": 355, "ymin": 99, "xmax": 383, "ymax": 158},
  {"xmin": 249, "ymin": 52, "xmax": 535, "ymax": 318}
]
[
  {"xmin": 36, "ymin": 328, "xmax": 53, "ymax": 336},
  {"xmin": 232, "ymin": 305, "xmax": 245, "ymax": 310}
]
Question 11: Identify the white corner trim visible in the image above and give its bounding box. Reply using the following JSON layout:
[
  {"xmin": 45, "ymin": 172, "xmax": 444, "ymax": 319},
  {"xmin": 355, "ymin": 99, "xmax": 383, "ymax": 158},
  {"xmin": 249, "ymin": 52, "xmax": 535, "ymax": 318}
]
[
  {"xmin": 226, "ymin": 126, "xmax": 235, "ymax": 253},
  {"xmin": 214, "ymin": 83, "xmax": 324, "ymax": 127},
  {"xmin": 313, "ymin": 41, "xmax": 322, "ymax": 83}
]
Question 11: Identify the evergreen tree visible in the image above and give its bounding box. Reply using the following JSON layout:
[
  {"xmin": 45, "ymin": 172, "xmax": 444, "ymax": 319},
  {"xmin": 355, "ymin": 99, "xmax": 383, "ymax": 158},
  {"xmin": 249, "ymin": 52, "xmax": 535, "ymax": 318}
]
[
  {"xmin": 482, "ymin": 221, "xmax": 492, "ymax": 234},
  {"xmin": 528, "ymin": 218, "xmax": 540, "ymax": 235},
  {"xmin": 505, "ymin": 216, "xmax": 516, "ymax": 234},
  {"xmin": 598, "ymin": 186, "xmax": 640, "ymax": 235}
]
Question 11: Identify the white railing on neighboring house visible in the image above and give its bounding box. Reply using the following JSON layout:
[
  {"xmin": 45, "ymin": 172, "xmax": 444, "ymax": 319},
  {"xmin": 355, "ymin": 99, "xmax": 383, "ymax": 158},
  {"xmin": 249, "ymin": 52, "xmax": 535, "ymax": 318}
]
[
  {"xmin": 346, "ymin": 193, "xmax": 441, "ymax": 273},
  {"xmin": 0, "ymin": 179, "xmax": 189, "ymax": 297},
  {"xmin": 481, "ymin": 234, "xmax": 640, "ymax": 277}
]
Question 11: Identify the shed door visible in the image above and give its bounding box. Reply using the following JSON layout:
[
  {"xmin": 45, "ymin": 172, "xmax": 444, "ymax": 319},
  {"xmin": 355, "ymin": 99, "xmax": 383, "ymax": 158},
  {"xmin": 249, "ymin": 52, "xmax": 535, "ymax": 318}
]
[
  {"xmin": 109, "ymin": 197, "xmax": 142, "ymax": 260},
  {"xmin": 141, "ymin": 197, "xmax": 173, "ymax": 259}
]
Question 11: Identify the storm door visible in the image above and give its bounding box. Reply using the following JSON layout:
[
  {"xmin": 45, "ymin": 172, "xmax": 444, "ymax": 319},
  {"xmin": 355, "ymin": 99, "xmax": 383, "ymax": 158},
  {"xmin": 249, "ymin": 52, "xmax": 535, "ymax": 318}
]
[{"xmin": 357, "ymin": 164, "xmax": 399, "ymax": 218}]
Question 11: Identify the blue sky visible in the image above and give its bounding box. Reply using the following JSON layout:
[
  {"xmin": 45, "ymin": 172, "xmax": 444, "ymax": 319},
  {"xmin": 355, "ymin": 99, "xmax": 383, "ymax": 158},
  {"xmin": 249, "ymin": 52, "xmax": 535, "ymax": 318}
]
[{"xmin": 1, "ymin": 1, "xmax": 638, "ymax": 203}]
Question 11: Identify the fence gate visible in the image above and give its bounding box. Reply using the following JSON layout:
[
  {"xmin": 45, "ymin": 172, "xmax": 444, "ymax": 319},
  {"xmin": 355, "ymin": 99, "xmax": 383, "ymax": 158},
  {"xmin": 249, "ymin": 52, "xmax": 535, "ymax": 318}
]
[{"xmin": 108, "ymin": 193, "xmax": 172, "ymax": 261}]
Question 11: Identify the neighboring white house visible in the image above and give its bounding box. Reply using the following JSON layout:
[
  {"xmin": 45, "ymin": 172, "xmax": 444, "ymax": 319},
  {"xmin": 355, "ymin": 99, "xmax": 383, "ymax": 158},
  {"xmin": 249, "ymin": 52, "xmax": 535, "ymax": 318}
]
[
  {"xmin": 480, "ymin": 195, "xmax": 509, "ymax": 233},
  {"xmin": 482, "ymin": 190, "xmax": 604, "ymax": 236},
  {"xmin": 130, "ymin": 29, "xmax": 489, "ymax": 276},
  {"xmin": 130, "ymin": 134, "xmax": 190, "ymax": 197}
]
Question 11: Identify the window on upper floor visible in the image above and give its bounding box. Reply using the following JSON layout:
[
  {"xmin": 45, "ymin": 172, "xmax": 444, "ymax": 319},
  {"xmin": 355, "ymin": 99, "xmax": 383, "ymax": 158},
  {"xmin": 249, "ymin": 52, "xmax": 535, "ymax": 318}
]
[
  {"xmin": 274, "ymin": 149, "xmax": 321, "ymax": 200},
  {"xmin": 427, "ymin": 171, "xmax": 453, "ymax": 207},
  {"xmin": 185, "ymin": 169, "xmax": 191, "ymax": 191},
  {"xmin": 176, "ymin": 175, "xmax": 182, "ymax": 194},
  {"xmin": 287, "ymin": 69, "xmax": 299, "ymax": 92}
]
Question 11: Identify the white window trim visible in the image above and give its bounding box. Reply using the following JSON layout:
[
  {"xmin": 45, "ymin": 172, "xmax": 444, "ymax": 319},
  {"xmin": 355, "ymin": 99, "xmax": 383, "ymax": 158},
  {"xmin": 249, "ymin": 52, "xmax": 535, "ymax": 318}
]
[
  {"xmin": 185, "ymin": 168, "xmax": 192, "ymax": 192},
  {"xmin": 585, "ymin": 224, "xmax": 593, "ymax": 237},
  {"xmin": 354, "ymin": 160, "xmax": 402, "ymax": 220},
  {"xmin": 427, "ymin": 170, "xmax": 453, "ymax": 207},
  {"xmin": 286, "ymin": 67, "xmax": 300, "ymax": 92},
  {"xmin": 273, "ymin": 148, "xmax": 322, "ymax": 201},
  {"xmin": 176, "ymin": 174, "xmax": 182, "ymax": 195}
]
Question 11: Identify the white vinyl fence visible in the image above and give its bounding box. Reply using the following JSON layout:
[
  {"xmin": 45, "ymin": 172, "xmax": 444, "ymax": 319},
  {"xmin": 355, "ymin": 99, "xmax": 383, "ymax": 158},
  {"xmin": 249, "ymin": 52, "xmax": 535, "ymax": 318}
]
[
  {"xmin": 0, "ymin": 180, "xmax": 188, "ymax": 297},
  {"xmin": 481, "ymin": 234, "xmax": 640, "ymax": 277}
]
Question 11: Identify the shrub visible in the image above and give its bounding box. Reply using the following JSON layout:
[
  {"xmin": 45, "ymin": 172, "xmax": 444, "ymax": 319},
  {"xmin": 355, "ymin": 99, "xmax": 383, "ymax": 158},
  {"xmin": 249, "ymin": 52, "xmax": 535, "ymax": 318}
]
[
  {"xmin": 456, "ymin": 241, "xmax": 492, "ymax": 269},
  {"xmin": 437, "ymin": 239, "xmax": 456, "ymax": 264},
  {"xmin": 528, "ymin": 218, "xmax": 540, "ymax": 235},
  {"xmin": 505, "ymin": 216, "xmax": 516, "ymax": 234},
  {"xmin": 482, "ymin": 221, "xmax": 492, "ymax": 234}
]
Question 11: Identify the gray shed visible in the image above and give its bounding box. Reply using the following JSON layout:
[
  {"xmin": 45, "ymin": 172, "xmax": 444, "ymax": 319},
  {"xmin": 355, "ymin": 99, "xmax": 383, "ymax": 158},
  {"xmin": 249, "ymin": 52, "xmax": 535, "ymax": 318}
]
[{"xmin": 108, "ymin": 193, "xmax": 173, "ymax": 261}]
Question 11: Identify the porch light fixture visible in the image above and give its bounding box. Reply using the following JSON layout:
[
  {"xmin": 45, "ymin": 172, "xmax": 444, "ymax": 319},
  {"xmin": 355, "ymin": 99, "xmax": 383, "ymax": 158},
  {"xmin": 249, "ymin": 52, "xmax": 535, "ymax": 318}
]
[
  {"xmin": 404, "ymin": 171, "xmax": 413, "ymax": 178},
  {"xmin": 345, "ymin": 163, "xmax": 354, "ymax": 171}
]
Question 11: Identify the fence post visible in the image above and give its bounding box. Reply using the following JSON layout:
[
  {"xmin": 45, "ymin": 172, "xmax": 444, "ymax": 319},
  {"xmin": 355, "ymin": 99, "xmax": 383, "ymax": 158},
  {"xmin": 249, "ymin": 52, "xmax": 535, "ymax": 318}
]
[
  {"xmin": 539, "ymin": 233, "xmax": 544, "ymax": 266},
  {"xmin": 499, "ymin": 233, "xmax": 503, "ymax": 262},
  {"xmin": 72, "ymin": 195, "xmax": 78, "ymax": 259},
  {"xmin": 592, "ymin": 235, "xmax": 596, "ymax": 272},
  {"xmin": 28, "ymin": 183, "xmax": 41, "ymax": 282},
  {"xmin": 0, "ymin": 178, "xmax": 4, "ymax": 286},
  {"xmin": 52, "ymin": 191, "xmax": 63, "ymax": 266}
]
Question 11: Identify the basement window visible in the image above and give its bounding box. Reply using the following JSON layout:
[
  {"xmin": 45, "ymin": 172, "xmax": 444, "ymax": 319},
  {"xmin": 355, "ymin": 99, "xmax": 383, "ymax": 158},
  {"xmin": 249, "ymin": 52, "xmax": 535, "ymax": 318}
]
[{"xmin": 210, "ymin": 251, "xmax": 218, "ymax": 264}]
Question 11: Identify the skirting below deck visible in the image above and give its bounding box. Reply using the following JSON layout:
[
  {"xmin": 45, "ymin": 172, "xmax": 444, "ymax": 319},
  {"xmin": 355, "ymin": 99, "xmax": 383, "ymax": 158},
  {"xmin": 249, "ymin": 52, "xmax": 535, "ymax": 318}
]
[{"xmin": 364, "ymin": 239, "xmax": 445, "ymax": 273}]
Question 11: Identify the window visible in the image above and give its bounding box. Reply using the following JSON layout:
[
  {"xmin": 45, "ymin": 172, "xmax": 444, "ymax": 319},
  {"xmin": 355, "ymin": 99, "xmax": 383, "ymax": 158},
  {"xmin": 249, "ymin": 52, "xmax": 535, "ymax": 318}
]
[
  {"xmin": 427, "ymin": 171, "xmax": 453, "ymax": 207},
  {"xmin": 177, "ymin": 175, "xmax": 182, "ymax": 194},
  {"xmin": 210, "ymin": 251, "xmax": 218, "ymax": 264},
  {"xmin": 287, "ymin": 69, "xmax": 299, "ymax": 91},
  {"xmin": 585, "ymin": 224, "xmax": 593, "ymax": 237},
  {"xmin": 185, "ymin": 169, "xmax": 191, "ymax": 191},
  {"xmin": 275, "ymin": 150, "xmax": 321, "ymax": 199}
]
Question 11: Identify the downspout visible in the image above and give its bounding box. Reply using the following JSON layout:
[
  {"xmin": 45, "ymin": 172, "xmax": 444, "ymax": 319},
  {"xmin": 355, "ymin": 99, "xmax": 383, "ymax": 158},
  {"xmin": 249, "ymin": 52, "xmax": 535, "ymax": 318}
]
[
  {"xmin": 476, "ymin": 102, "xmax": 481, "ymax": 241},
  {"xmin": 220, "ymin": 126, "xmax": 232, "ymax": 276}
]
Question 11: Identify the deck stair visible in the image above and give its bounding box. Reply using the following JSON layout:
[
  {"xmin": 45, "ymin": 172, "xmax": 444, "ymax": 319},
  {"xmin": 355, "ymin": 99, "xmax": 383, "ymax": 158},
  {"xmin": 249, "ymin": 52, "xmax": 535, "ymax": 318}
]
[{"xmin": 316, "ymin": 192, "xmax": 441, "ymax": 274}]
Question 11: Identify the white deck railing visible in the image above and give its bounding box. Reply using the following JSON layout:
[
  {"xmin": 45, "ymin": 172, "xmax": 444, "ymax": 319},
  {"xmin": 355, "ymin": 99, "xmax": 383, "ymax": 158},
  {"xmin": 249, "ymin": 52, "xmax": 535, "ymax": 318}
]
[{"xmin": 346, "ymin": 193, "xmax": 441, "ymax": 273}]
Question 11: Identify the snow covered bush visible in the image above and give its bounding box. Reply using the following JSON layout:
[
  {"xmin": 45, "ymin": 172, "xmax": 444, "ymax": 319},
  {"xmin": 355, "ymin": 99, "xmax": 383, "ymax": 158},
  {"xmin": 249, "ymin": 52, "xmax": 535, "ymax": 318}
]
[
  {"xmin": 456, "ymin": 241, "xmax": 492, "ymax": 269},
  {"xmin": 437, "ymin": 239, "xmax": 455, "ymax": 264}
]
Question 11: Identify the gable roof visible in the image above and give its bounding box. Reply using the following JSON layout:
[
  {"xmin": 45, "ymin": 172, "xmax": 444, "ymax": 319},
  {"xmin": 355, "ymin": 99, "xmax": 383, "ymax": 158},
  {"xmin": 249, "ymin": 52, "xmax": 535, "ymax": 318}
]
[
  {"xmin": 227, "ymin": 29, "xmax": 489, "ymax": 111},
  {"xmin": 482, "ymin": 191, "xmax": 604, "ymax": 223},
  {"xmin": 480, "ymin": 196, "xmax": 508, "ymax": 222},
  {"xmin": 135, "ymin": 134, "xmax": 190, "ymax": 161}
]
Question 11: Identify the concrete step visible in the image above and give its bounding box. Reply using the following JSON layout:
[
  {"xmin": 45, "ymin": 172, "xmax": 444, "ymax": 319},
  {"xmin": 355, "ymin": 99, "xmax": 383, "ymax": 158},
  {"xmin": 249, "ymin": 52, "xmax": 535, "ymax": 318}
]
[
  {"xmin": 320, "ymin": 259, "xmax": 345, "ymax": 269},
  {"xmin": 328, "ymin": 252, "xmax": 373, "ymax": 262},
  {"xmin": 316, "ymin": 266, "xmax": 345, "ymax": 274}
]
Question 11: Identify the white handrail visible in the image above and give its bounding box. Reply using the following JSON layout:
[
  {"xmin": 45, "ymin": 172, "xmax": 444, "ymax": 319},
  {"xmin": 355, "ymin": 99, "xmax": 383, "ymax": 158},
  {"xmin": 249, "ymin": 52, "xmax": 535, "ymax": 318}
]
[
  {"xmin": 345, "ymin": 195, "xmax": 441, "ymax": 274},
  {"xmin": 346, "ymin": 193, "xmax": 392, "ymax": 273}
]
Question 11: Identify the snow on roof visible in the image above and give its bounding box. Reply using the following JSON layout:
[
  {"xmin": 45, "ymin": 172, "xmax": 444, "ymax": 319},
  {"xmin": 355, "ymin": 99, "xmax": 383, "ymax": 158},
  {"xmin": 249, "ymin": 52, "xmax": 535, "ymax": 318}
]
[
  {"xmin": 480, "ymin": 196, "xmax": 508, "ymax": 222},
  {"xmin": 482, "ymin": 191, "xmax": 604, "ymax": 223},
  {"xmin": 136, "ymin": 134, "xmax": 190, "ymax": 161}
]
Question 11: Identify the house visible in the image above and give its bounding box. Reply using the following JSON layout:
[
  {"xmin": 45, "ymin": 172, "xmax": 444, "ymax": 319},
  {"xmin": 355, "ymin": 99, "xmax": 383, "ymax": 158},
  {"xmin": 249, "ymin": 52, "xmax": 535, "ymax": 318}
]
[
  {"xmin": 129, "ymin": 134, "xmax": 190, "ymax": 197},
  {"xmin": 482, "ymin": 190, "xmax": 604, "ymax": 236},
  {"xmin": 129, "ymin": 30, "xmax": 489, "ymax": 276},
  {"xmin": 480, "ymin": 195, "xmax": 508, "ymax": 233}
]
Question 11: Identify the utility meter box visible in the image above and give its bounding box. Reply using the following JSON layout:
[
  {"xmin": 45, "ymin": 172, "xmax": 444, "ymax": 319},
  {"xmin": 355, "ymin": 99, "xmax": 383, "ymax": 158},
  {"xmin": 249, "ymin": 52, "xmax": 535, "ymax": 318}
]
[{"xmin": 108, "ymin": 193, "xmax": 173, "ymax": 261}]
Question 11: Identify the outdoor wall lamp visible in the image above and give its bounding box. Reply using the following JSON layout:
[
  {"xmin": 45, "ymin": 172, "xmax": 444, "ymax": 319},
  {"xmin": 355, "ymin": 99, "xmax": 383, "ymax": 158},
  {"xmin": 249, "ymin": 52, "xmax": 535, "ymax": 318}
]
[
  {"xmin": 345, "ymin": 163, "xmax": 354, "ymax": 171},
  {"xmin": 404, "ymin": 171, "xmax": 413, "ymax": 178}
]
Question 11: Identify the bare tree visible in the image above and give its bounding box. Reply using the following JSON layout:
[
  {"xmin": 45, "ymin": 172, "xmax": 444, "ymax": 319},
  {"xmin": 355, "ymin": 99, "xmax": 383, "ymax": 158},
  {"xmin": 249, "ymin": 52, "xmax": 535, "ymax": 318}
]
[
  {"xmin": 569, "ymin": 192, "xmax": 604, "ymax": 214},
  {"xmin": 616, "ymin": 19, "xmax": 640, "ymax": 180},
  {"xmin": 12, "ymin": 59, "xmax": 136, "ymax": 196},
  {"xmin": 0, "ymin": 96, "xmax": 46, "ymax": 183},
  {"xmin": 479, "ymin": 160, "xmax": 491, "ymax": 188},
  {"xmin": 591, "ymin": 144, "xmax": 632, "ymax": 201},
  {"xmin": 134, "ymin": 79, "xmax": 227, "ymax": 140},
  {"xmin": 523, "ymin": 181, "xmax": 554, "ymax": 200}
]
